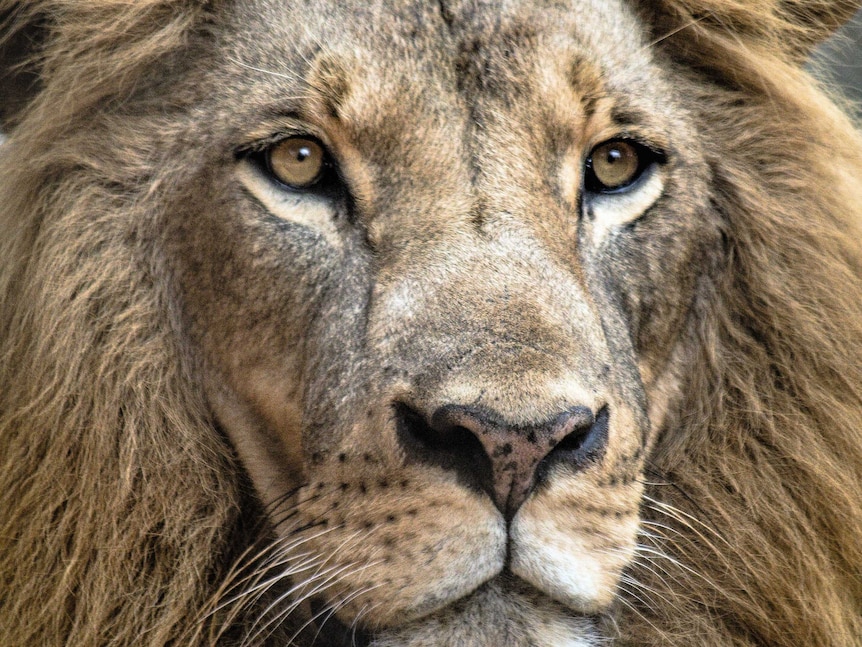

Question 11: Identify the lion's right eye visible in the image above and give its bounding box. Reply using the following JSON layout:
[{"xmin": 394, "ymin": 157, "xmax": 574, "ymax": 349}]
[
  {"xmin": 584, "ymin": 139, "xmax": 661, "ymax": 194},
  {"xmin": 266, "ymin": 137, "xmax": 327, "ymax": 189}
]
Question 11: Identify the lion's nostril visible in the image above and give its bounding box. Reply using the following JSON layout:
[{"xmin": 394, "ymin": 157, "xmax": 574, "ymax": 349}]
[
  {"xmin": 396, "ymin": 401, "xmax": 608, "ymax": 520},
  {"xmin": 551, "ymin": 405, "xmax": 608, "ymax": 456},
  {"xmin": 553, "ymin": 417, "xmax": 593, "ymax": 452},
  {"xmin": 535, "ymin": 405, "xmax": 609, "ymax": 487},
  {"xmin": 395, "ymin": 403, "xmax": 479, "ymax": 453},
  {"xmin": 394, "ymin": 402, "xmax": 494, "ymax": 497}
]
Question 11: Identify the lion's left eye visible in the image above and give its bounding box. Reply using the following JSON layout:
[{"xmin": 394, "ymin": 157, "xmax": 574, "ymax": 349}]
[
  {"xmin": 266, "ymin": 137, "xmax": 327, "ymax": 189},
  {"xmin": 584, "ymin": 140, "xmax": 658, "ymax": 193}
]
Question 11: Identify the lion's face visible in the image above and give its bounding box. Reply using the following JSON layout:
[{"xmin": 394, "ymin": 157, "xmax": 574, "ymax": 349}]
[{"xmin": 165, "ymin": 0, "xmax": 718, "ymax": 643}]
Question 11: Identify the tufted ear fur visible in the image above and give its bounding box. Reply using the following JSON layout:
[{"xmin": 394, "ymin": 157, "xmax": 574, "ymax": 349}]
[
  {"xmin": 0, "ymin": 5, "xmax": 45, "ymax": 130},
  {"xmin": 637, "ymin": 0, "xmax": 862, "ymax": 64}
]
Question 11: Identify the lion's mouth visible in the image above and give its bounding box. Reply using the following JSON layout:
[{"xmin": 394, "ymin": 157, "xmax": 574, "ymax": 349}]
[{"xmin": 308, "ymin": 574, "xmax": 605, "ymax": 647}]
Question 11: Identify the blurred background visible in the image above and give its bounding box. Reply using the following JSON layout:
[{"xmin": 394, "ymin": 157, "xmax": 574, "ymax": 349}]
[{"xmin": 811, "ymin": 8, "xmax": 862, "ymax": 115}]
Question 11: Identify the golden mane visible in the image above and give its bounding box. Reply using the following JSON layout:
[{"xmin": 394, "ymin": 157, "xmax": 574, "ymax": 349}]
[
  {"xmin": 1, "ymin": 1, "xmax": 861, "ymax": 646},
  {"xmin": 624, "ymin": 2, "xmax": 862, "ymax": 643},
  {"xmin": 0, "ymin": 2, "xmax": 260, "ymax": 645}
]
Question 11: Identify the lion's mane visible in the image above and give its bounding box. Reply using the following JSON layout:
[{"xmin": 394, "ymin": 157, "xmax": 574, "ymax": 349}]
[
  {"xmin": 0, "ymin": 3, "xmax": 259, "ymax": 645},
  {"xmin": 1, "ymin": 2, "xmax": 861, "ymax": 646}
]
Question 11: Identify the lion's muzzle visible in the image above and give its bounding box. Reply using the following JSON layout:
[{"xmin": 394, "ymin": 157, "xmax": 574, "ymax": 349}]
[{"xmin": 287, "ymin": 222, "xmax": 652, "ymax": 624}]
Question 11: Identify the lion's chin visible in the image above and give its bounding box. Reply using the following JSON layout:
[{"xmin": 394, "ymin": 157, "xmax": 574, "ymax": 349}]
[{"xmin": 347, "ymin": 577, "xmax": 602, "ymax": 647}]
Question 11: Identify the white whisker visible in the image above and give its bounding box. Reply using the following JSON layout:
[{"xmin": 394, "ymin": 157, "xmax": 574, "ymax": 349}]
[{"xmin": 227, "ymin": 56, "xmax": 303, "ymax": 82}]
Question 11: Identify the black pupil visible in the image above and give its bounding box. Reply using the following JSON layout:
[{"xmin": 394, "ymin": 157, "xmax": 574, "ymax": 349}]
[
  {"xmin": 296, "ymin": 146, "xmax": 311, "ymax": 162},
  {"xmin": 605, "ymin": 147, "xmax": 623, "ymax": 164}
]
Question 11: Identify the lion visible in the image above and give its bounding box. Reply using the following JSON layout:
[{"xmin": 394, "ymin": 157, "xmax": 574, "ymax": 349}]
[{"xmin": 1, "ymin": 0, "xmax": 861, "ymax": 645}]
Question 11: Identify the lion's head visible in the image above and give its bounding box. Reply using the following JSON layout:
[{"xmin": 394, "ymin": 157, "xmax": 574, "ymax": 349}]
[{"xmin": 2, "ymin": 1, "xmax": 862, "ymax": 646}]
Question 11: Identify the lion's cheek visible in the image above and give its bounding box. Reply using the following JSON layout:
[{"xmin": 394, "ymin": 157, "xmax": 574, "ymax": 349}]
[
  {"xmin": 292, "ymin": 480, "xmax": 507, "ymax": 627},
  {"xmin": 510, "ymin": 479, "xmax": 642, "ymax": 613}
]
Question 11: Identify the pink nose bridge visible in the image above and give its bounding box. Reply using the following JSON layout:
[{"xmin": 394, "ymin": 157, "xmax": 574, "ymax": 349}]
[{"xmin": 431, "ymin": 406, "xmax": 596, "ymax": 515}]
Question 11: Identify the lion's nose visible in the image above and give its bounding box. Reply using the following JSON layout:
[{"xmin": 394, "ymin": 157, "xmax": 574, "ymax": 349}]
[{"xmin": 395, "ymin": 402, "xmax": 608, "ymax": 520}]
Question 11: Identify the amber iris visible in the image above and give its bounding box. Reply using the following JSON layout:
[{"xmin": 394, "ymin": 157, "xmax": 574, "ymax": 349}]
[
  {"xmin": 268, "ymin": 137, "xmax": 325, "ymax": 188},
  {"xmin": 589, "ymin": 140, "xmax": 641, "ymax": 191}
]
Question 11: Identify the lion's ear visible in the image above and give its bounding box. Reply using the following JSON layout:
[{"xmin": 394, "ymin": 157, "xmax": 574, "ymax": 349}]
[
  {"xmin": 0, "ymin": 5, "xmax": 45, "ymax": 131},
  {"xmin": 643, "ymin": 0, "xmax": 861, "ymax": 61}
]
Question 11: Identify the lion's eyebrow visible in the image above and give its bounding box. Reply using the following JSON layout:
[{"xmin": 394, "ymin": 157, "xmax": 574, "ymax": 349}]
[
  {"xmin": 227, "ymin": 52, "xmax": 354, "ymax": 128},
  {"xmin": 567, "ymin": 56, "xmax": 606, "ymax": 118},
  {"xmin": 609, "ymin": 104, "xmax": 653, "ymax": 128}
]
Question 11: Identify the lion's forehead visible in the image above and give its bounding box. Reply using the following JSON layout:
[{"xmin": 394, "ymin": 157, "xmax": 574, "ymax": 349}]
[{"xmin": 224, "ymin": 0, "xmax": 664, "ymax": 139}]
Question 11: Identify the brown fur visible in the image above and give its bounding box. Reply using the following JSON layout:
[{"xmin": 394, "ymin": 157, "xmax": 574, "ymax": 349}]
[{"xmin": 1, "ymin": 1, "xmax": 861, "ymax": 646}]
